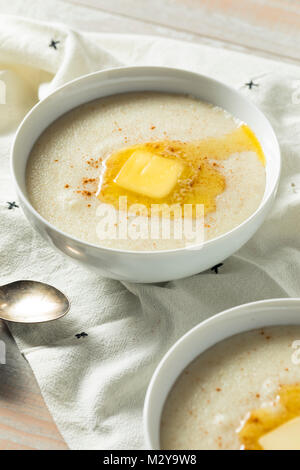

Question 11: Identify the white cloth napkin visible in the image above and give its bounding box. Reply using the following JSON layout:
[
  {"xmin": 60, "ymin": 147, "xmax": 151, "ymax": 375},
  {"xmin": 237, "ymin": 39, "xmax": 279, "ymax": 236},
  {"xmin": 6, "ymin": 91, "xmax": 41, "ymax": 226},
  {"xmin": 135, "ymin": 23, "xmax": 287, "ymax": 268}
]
[{"xmin": 1, "ymin": 8, "xmax": 300, "ymax": 450}]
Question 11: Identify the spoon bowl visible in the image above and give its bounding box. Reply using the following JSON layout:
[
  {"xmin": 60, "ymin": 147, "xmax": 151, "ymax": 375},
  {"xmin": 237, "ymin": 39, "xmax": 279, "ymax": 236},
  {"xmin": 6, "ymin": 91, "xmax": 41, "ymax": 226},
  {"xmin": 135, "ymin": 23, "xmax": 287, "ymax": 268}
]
[{"xmin": 0, "ymin": 281, "xmax": 70, "ymax": 323}]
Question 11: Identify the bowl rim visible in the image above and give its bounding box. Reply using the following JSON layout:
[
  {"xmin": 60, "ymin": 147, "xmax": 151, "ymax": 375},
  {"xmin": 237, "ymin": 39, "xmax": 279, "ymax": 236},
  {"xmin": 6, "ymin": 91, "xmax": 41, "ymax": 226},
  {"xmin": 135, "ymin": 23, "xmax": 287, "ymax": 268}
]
[
  {"xmin": 11, "ymin": 65, "xmax": 281, "ymax": 256},
  {"xmin": 143, "ymin": 297, "xmax": 300, "ymax": 449}
]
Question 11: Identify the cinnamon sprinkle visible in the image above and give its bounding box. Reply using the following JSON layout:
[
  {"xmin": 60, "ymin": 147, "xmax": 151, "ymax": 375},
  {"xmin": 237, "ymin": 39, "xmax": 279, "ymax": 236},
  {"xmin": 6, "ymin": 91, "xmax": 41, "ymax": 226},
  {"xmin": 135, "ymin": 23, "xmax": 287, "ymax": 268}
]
[
  {"xmin": 86, "ymin": 157, "xmax": 101, "ymax": 169},
  {"xmin": 82, "ymin": 178, "xmax": 96, "ymax": 185},
  {"xmin": 76, "ymin": 190, "xmax": 94, "ymax": 198}
]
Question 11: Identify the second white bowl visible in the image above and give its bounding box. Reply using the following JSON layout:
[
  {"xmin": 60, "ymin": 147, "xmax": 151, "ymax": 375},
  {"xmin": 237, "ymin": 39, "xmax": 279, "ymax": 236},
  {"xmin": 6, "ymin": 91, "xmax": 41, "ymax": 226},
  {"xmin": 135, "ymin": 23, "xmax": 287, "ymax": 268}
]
[{"xmin": 144, "ymin": 298, "xmax": 300, "ymax": 449}]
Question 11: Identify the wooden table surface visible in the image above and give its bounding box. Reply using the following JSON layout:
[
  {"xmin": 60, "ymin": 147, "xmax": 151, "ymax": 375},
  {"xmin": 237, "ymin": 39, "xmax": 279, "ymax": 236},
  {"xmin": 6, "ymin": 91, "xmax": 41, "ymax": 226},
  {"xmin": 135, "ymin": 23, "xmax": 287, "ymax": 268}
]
[{"xmin": 1, "ymin": 0, "xmax": 300, "ymax": 451}]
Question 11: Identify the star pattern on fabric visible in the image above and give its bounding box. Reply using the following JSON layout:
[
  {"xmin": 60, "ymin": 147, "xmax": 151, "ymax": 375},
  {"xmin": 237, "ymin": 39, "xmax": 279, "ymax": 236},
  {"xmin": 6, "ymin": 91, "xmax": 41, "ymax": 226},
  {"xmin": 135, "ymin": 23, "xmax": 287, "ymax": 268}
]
[
  {"xmin": 211, "ymin": 263, "xmax": 223, "ymax": 274},
  {"xmin": 49, "ymin": 39, "xmax": 60, "ymax": 50},
  {"xmin": 245, "ymin": 80, "xmax": 259, "ymax": 90},
  {"xmin": 291, "ymin": 182, "xmax": 298, "ymax": 193},
  {"xmin": 75, "ymin": 332, "xmax": 88, "ymax": 339},
  {"xmin": 6, "ymin": 201, "xmax": 19, "ymax": 210}
]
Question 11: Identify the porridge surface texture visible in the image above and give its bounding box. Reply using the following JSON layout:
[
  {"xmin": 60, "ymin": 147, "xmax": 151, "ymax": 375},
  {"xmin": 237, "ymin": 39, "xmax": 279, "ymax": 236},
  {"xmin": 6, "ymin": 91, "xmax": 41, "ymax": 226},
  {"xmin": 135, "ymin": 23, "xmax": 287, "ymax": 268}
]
[
  {"xmin": 160, "ymin": 326, "xmax": 300, "ymax": 450},
  {"xmin": 26, "ymin": 92, "xmax": 266, "ymax": 250}
]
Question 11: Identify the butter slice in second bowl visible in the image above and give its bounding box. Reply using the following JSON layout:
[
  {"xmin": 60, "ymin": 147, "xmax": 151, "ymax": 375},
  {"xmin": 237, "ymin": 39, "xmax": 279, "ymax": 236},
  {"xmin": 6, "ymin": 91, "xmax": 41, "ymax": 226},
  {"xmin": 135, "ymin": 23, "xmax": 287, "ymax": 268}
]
[
  {"xmin": 259, "ymin": 416, "xmax": 300, "ymax": 450},
  {"xmin": 114, "ymin": 150, "xmax": 184, "ymax": 199}
]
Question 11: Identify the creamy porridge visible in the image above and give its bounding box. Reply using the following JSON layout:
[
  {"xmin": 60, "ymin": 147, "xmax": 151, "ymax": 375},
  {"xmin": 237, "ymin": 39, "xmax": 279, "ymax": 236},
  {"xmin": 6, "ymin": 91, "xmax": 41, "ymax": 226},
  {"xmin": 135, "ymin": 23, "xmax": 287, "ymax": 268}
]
[
  {"xmin": 26, "ymin": 92, "xmax": 266, "ymax": 250},
  {"xmin": 161, "ymin": 326, "xmax": 300, "ymax": 450}
]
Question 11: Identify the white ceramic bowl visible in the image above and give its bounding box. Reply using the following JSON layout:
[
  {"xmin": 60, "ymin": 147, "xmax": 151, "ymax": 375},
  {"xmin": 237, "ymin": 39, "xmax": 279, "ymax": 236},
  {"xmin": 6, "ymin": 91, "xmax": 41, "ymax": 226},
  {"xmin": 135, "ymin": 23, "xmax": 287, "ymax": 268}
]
[
  {"xmin": 11, "ymin": 66, "xmax": 280, "ymax": 283},
  {"xmin": 144, "ymin": 298, "xmax": 300, "ymax": 449}
]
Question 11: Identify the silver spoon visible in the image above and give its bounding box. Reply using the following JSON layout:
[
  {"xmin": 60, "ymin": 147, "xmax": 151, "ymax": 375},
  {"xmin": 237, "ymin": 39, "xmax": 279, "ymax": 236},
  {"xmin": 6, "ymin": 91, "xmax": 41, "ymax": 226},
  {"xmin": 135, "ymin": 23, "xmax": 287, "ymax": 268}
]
[{"xmin": 0, "ymin": 281, "xmax": 70, "ymax": 323}]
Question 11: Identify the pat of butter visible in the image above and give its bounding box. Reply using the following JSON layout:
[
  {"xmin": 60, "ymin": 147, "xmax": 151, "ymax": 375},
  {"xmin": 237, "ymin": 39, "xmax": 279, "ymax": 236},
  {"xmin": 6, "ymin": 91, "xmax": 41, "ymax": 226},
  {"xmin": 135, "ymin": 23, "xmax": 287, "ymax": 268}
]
[
  {"xmin": 114, "ymin": 150, "xmax": 184, "ymax": 199},
  {"xmin": 259, "ymin": 416, "xmax": 300, "ymax": 450}
]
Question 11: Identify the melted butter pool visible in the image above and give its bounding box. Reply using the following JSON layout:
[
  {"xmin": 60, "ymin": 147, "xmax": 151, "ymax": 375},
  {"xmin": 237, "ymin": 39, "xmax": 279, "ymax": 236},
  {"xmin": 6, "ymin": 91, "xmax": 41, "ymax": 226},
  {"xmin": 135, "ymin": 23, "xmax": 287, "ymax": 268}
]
[
  {"xmin": 239, "ymin": 384, "xmax": 300, "ymax": 450},
  {"xmin": 97, "ymin": 124, "xmax": 265, "ymax": 217}
]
